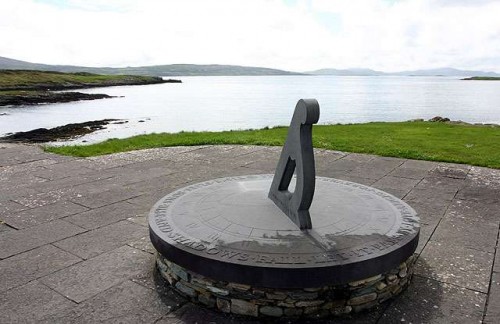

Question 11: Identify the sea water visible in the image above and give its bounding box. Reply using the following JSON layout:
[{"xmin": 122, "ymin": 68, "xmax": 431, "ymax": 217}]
[{"xmin": 1, "ymin": 75, "xmax": 499, "ymax": 144}]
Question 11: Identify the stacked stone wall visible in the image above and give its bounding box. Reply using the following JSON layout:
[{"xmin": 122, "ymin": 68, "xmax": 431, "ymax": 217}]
[{"xmin": 156, "ymin": 254, "xmax": 417, "ymax": 318}]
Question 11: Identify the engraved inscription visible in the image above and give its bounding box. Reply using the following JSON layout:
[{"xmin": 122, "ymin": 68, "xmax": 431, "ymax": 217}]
[{"xmin": 149, "ymin": 175, "xmax": 419, "ymax": 268}]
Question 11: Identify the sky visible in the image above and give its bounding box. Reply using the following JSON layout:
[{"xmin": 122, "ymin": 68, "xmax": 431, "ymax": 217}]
[{"xmin": 1, "ymin": 0, "xmax": 499, "ymax": 72}]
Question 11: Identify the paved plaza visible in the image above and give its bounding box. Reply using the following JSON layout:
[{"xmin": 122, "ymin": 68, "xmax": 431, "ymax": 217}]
[{"xmin": 1, "ymin": 143, "xmax": 499, "ymax": 323}]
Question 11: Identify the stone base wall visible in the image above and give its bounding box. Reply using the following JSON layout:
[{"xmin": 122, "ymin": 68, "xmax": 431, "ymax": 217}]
[{"xmin": 156, "ymin": 254, "xmax": 416, "ymax": 318}]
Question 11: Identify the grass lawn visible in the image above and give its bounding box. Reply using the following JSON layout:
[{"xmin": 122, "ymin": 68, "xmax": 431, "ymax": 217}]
[{"xmin": 45, "ymin": 121, "xmax": 500, "ymax": 169}]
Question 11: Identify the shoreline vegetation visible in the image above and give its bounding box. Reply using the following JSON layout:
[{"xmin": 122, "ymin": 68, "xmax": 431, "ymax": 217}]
[
  {"xmin": 43, "ymin": 120, "xmax": 500, "ymax": 169},
  {"xmin": 461, "ymin": 76, "xmax": 500, "ymax": 81},
  {"xmin": 0, "ymin": 70, "xmax": 181, "ymax": 106}
]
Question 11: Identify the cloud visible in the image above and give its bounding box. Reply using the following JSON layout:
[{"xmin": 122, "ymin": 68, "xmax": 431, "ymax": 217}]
[
  {"xmin": 0, "ymin": 0, "xmax": 499, "ymax": 72},
  {"xmin": 310, "ymin": 0, "xmax": 500, "ymax": 72}
]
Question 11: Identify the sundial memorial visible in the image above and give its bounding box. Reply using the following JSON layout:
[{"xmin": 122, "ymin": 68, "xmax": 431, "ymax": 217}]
[{"xmin": 149, "ymin": 99, "xmax": 420, "ymax": 318}]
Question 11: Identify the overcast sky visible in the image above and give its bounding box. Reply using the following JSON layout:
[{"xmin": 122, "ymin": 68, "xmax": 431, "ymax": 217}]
[{"xmin": 1, "ymin": 0, "xmax": 499, "ymax": 72}]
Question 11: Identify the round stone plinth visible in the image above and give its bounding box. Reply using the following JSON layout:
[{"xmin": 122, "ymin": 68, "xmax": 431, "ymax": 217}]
[
  {"xmin": 156, "ymin": 252, "xmax": 417, "ymax": 318},
  {"xmin": 149, "ymin": 174, "xmax": 419, "ymax": 288}
]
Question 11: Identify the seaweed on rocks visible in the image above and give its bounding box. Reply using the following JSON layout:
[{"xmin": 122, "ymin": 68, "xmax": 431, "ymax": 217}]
[{"xmin": 0, "ymin": 119, "xmax": 121, "ymax": 143}]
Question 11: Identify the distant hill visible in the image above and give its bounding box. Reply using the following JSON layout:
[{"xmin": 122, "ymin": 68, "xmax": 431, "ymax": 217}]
[
  {"xmin": 0, "ymin": 56, "xmax": 52, "ymax": 70},
  {"xmin": 391, "ymin": 67, "xmax": 500, "ymax": 77},
  {"xmin": 2, "ymin": 56, "xmax": 499, "ymax": 77},
  {"xmin": 307, "ymin": 66, "xmax": 500, "ymax": 77},
  {"xmin": 0, "ymin": 56, "xmax": 302, "ymax": 76}
]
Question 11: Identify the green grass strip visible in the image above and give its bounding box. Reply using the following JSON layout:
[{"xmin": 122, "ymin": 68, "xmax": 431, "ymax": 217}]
[{"xmin": 44, "ymin": 122, "xmax": 500, "ymax": 169}]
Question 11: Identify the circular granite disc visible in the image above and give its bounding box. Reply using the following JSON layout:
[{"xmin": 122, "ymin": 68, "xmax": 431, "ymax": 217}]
[{"xmin": 149, "ymin": 174, "xmax": 419, "ymax": 288}]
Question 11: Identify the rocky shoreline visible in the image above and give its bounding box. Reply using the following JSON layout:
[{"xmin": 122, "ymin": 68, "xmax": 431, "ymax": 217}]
[
  {"xmin": 0, "ymin": 77, "xmax": 181, "ymax": 92},
  {"xmin": 0, "ymin": 119, "xmax": 122, "ymax": 143},
  {"xmin": 0, "ymin": 91, "xmax": 115, "ymax": 106},
  {"xmin": 0, "ymin": 70, "xmax": 182, "ymax": 107},
  {"xmin": 408, "ymin": 116, "xmax": 500, "ymax": 127}
]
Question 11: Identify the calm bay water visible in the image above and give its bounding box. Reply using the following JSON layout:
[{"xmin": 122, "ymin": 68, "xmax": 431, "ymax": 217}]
[{"xmin": 0, "ymin": 75, "xmax": 499, "ymax": 144}]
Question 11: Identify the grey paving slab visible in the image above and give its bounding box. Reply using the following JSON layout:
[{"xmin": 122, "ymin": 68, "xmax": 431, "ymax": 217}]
[
  {"xmin": 196, "ymin": 151, "xmax": 273, "ymax": 170},
  {"xmin": 467, "ymin": 166, "xmax": 500, "ymax": 189},
  {"xmin": 130, "ymin": 258, "xmax": 187, "ymax": 306},
  {"xmin": 445, "ymin": 199, "xmax": 500, "ymax": 226},
  {"xmin": 64, "ymin": 200, "xmax": 143, "ymax": 230},
  {"xmin": 400, "ymin": 159, "xmax": 438, "ymax": 171},
  {"xmin": 0, "ymin": 199, "xmax": 27, "ymax": 218},
  {"xmin": 388, "ymin": 166, "xmax": 429, "ymax": 180},
  {"xmin": 0, "ymin": 148, "xmax": 53, "ymax": 167},
  {"xmin": 0, "ymin": 182, "xmax": 47, "ymax": 203},
  {"xmin": 0, "ymin": 281, "xmax": 76, "ymax": 323},
  {"xmin": 403, "ymin": 188, "xmax": 455, "ymax": 220},
  {"xmin": 0, "ymin": 244, "xmax": 81, "ymax": 292},
  {"xmin": 83, "ymin": 156, "xmax": 139, "ymax": 171},
  {"xmin": 2, "ymin": 200, "xmax": 88, "ymax": 229},
  {"xmin": 239, "ymin": 159, "xmax": 278, "ymax": 172},
  {"xmin": 348, "ymin": 165, "xmax": 392, "ymax": 181},
  {"xmin": 317, "ymin": 156, "xmax": 363, "ymax": 173},
  {"xmin": 126, "ymin": 189, "xmax": 169, "ymax": 209},
  {"xmin": 21, "ymin": 172, "xmax": 115, "ymax": 198},
  {"xmin": 13, "ymin": 186, "xmax": 81, "ymax": 208},
  {"xmin": 342, "ymin": 153, "xmax": 375, "ymax": 163},
  {"xmin": 39, "ymin": 280, "xmax": 178, "ymax": 324},
  {"xmin": 430, "ymin": 164, "xmax": 470, "ymax": 179},
  {"xmin": 333, "ymin": 174, "xmax": 377, "ymax": 186},
  {"xmin": 157, "ymin": 301, "xmax": 385, "ymax": 324},
  {"xmin": 54, "ymin": 220, "xmax": 147, "ymax": 259},
  {"xmin": 69, "ymin": 175, "xmax": 126, "ymax": 194},
  {"xmin": 415, "ymin": 221, "xmax": 438, "ymax": 255},
  {"xmin": 121, "ymin": 172, "xmax": 192, "ymax": 197},
  {"xmin": 316, "ymin": 169, "xmax": 351, "ymax": 180},
  {"xmin": 348, "ymin": 157, "xmax": 403, "ymax": 181},
  {"xmin": 189, "ymin": 145, "xmax": 243, "ymax": 160},
  {"xmin": 416, "ymin": 241, "xmax": 493, "ymax": 293},
  {"xmin": 31, "ymin": 160, "xmax": 96, "ymax": 180},
  {"xmin": 0, "ymin": 219, "xmax": 85, "ymax": 259},
  {"xmin": 0, "ymin": 222, "xmax": 14, "ymax": 233},
  {"xmin": 99, "ymin": 159, "xmax": 178, "ymax": 182},
  {"xmin": 126, "ymin": 211, "xmax": 149, "ymax": 227},
  {"xmin": 41, "ymin": 245, "xmax": 153, "ymax": 303},
  {"xmin": 69, "ymin": 186, "xmax": 142, "ymax": 209},
  {"xmin": 157, "ymin": 148, "xmax": 217, "ymax": 164},
  {"xmin": 156, "ymin": 303, "xmax": 260, "ymax": 324},
  {"xmin": 0, "ymin": 172, "xmax": 47, "ymax": 187},
  {"xmin": 380, "ymin": 276, "xmax": 486, "ymax": 324},
  {"xmin": 372, "ymin": 176, "xmax": 420, "ymax": 199},
  {"xmin": 495, "ymin": 248, "xmax": 500, "ymax": 274},
  {"xmin": 432, "ymin": 211, "xmax": 498, "ymax": 253},
  {"xmin": 119, "ymin": 146, "xmax": 207, "ymax": 163},
  {"xmin": 314, "ymin": 149, "xmax": 347, "ymax": 168},
  {"xmin": 127, "ymin": 235, "xmax": 155, "ymax": 254},
  {"xmin": 485, "ymin": 271, "xmax": 500, "ymax": 324},
  {"xmin": 415, "ymin": 175, "xmax": 466, "ymax": 194},
  {"xmin": 0, "ymin": 158, "xmax": 57, "ymax": 177},
  {"xmin": 181, "ymin": 164, "xmax": 267, "ymax": 183},
  {"xmin": 1, "ymin": 144, "xmax": 499, "ymax": 323},
  {"xmin": 456, "ymin": 184, "xmax": 500, "ymax": 204}
]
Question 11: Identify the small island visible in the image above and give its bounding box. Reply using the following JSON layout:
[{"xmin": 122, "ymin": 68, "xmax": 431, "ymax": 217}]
[
  {"xmin": 0, "ymin": 70, "xmax": 181, "ymax": 106},
  {"xmin": 461, "ymin": 76, "xmax": 500, "ymax": 81}
]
